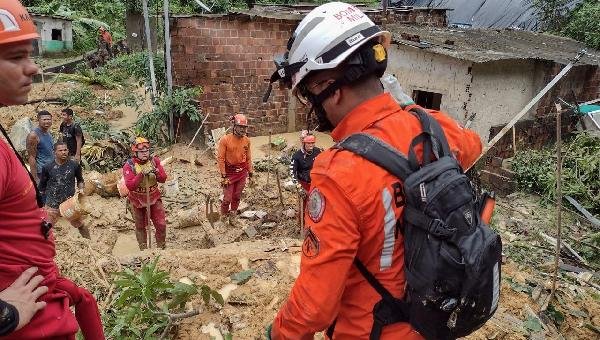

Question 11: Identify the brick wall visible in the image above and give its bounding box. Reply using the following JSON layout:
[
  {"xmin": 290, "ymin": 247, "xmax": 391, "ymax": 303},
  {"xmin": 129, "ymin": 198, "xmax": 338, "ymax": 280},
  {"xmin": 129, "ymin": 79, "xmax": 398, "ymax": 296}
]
[
  {"xmin": 170, "ymin": 8, "xmax": 448, "ymax": 137},
  {"xmin": 171, "ymin": 14, "xmax": 300, "ymax": 136},
  {"xmin": 535, "ymin": 63, "xmax": 600, "ymax": 117},
  {"xmin": 486, "ymin": 109, "xmax": 579, "ymax": 160}
]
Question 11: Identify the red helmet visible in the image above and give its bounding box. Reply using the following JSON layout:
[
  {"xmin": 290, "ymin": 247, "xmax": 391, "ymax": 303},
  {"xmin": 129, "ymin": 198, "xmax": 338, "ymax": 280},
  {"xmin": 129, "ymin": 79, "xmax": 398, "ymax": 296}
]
[
  {"xmin": 302, "ymin": 135, "xmax": 316, "ymax": 144},
  {"xmin": 131, "ymin": 137, "xmax": 150, "ymax": 152},
  {"xmin": 0, "ymin": 0, "xmax": 39, "ymax": 45},
  {"xmin": 232, "ymin": 114, "xmax": 248, "ymax": 127}
]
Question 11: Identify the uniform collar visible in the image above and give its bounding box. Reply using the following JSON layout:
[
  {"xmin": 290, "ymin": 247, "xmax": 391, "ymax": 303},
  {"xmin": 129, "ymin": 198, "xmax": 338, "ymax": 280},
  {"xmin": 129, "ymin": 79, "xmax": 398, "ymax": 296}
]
[{"xmin": 330, "ymin": 93, "xmax": 400, "ymax": 142}]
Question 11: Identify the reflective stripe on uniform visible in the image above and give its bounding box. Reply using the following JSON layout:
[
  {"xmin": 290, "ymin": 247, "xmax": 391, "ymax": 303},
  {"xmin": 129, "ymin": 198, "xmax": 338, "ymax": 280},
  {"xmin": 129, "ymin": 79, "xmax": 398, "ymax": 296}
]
[{"xmin": 380, "ymin": 187, "xmax": 395, "ymax": 270}]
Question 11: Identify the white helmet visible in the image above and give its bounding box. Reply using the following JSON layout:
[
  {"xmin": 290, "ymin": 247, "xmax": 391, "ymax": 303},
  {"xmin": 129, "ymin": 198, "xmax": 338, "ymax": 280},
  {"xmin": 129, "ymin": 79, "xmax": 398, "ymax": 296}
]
[{"xmin": 264, "ymin": 2, "xmax": 391, "ymax": 100}]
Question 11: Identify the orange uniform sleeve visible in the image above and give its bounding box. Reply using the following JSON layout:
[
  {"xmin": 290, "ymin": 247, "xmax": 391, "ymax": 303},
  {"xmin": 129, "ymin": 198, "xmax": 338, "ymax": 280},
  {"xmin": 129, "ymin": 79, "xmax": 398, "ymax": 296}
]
[
  {"xmin": 429, "ymin": 111, "xmax": 482, "ymax": 169},
  {"xmin": 272, "ymin": 172, "xmax": 361, "ymax": 339},
  {"xmin": 217, "ymin": 135, "xmax": 227, "ymax": 176}
]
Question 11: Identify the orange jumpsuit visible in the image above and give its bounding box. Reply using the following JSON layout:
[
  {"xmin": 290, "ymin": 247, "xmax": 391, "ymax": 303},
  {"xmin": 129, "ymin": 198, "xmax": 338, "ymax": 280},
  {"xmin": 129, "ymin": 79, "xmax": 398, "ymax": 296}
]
[
  {"xmin": 217, "ymin": 133, "xmax": 253, "ymax": 214},
  {"xmin": 272, "ymin": 93, "xmax": 482, "ymax": 339}
]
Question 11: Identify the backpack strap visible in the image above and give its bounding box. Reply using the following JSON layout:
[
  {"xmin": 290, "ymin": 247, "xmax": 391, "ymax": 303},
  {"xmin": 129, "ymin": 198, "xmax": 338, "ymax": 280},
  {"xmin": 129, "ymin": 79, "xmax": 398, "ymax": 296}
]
[
  {"xmin": 355, "ymin": 259, "xmax": 410, "ymax": 340},
  {"xmin": 335, "ymin": 133, "xmax": 413, "ymax": 181},
  {"xmin": 408, "ymin": 106, "xmax": 452, "ymax": 161}
]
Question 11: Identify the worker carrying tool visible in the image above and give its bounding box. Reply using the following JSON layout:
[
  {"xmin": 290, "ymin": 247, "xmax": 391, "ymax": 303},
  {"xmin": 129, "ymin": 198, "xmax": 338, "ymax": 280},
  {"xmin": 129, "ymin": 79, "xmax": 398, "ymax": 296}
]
[
  {"xmin": 289, "ymin": 132, "xmax": 322, "ymax": 199},
  {"xmin": 263, "ymin": 2, "xmax": 498, "ymax": 340},
  {"xmin": 39, "ymin": 141, "xmax": 90, "ymax": 239},
  {"xmin": 0, "ymin": 1, "xmax": 105, "ymax": 338},
  {"xmin": 123, "ymin": 137, "xmax": 168, "ymax": 249},
  {"xmin": 217, "ymin": 114, "xmax": 253, "ymax": 226}
]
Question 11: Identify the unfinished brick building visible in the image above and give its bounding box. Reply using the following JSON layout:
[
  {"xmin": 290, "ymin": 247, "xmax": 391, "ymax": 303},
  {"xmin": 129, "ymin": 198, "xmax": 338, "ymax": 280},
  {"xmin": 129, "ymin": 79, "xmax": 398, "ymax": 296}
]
[
  {"xmin": 170, "ymin": 4, "xmax": 599, "ymax": 142},
  {"xmin": 169, "ymin": 5, "xmax": 448, "ymax": 136}
]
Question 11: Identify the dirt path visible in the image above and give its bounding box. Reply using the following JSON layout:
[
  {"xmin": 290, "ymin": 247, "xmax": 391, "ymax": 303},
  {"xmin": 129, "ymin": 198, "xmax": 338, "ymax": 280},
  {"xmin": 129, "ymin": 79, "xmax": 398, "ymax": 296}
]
[{"xmin": 110, "ymin": 87, "xmax": 153, "ymax": 130}]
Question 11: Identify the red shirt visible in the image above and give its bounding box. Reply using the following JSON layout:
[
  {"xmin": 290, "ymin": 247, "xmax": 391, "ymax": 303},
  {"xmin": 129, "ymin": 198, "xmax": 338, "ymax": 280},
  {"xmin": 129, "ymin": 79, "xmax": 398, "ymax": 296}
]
[
  {"xmin": 0, "ymin": 140, "xmax": 79, "ymax": 339},
  {"xmin": 123, "ymin": 156, "xmax": 167, "ymax": 209}
]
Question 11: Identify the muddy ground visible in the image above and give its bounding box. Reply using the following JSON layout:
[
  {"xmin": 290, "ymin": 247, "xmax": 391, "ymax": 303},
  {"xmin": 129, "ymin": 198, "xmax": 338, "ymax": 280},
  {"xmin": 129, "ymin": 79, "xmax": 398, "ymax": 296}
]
[{"xmin": 2, "ymin": 83, "xmax": 599, "ymax": 339}]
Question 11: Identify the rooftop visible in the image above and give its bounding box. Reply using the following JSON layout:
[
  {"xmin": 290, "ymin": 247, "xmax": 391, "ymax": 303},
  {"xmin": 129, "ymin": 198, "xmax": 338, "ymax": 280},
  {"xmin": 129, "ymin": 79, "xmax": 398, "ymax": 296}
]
[
  {"xmin": 31, "ymin": 13, "xmax": 73, "ymax": 21},
  {"xmin": 386, "ymin": 23, "xmax": 600, "ymax": 65}
]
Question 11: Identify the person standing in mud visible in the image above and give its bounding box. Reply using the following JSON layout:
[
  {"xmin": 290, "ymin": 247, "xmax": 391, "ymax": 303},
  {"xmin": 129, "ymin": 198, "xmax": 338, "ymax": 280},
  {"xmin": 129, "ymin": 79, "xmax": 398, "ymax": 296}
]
[
  {"xmin": 26, "ymin": 110, "xmax": 54, "ymax": 184},
  {"xmin": 289, "ymin": 132, "xmax": 321, "ymax": 200},
  {"xmin": 39, "ymin": 141, "xmax": 90, "ymax": 239},
  {"xmin": 59, "ymin": 108, "xmax": 84, "ymax": 163},
  {"xmin": 217, "ymin": 114, "xmax": 253, "ymax": 226},
  {"xmin": 123, "ymin": 137, "xmax": 168, "ymax": 249},
  {"xmin": 0, "ymin": 1, "xmax": 105, "ymax": 338}
]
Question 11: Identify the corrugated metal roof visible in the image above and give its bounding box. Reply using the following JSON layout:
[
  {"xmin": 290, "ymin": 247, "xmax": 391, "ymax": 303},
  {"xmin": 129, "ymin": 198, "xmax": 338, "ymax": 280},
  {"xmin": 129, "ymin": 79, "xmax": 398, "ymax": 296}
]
[{"xmin": 387, "ymin": 24, "xmax": 600, "ymax": 65}]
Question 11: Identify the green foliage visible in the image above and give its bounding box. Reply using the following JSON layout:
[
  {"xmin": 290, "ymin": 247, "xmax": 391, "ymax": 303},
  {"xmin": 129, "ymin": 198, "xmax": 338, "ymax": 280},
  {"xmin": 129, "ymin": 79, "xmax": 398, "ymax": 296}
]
[
  {"xmin": 105, "ymin": 52, "xmax": 167, "ymax": 93},
  {"xmin": 562, "ymin": 0, "xmax": 600, "ymax": 49},
  {"xmin": 104, "ymin": 257, "xmax": 222, "ymax": 339},
  {"xmin": 532, "ymin": 0, "xmax": 571, "ymax": 31},
  {"xmin": 78, "ymin": 117, "xmax": 111, "ymax": 140},
  {"xmin": 63, "ymin": 86, "xmax": 96, "ymax": 108},
  {"xmin": 135, "ymin": 87, "xmax": 203, "ymax": 145},
  {"xmin": 511, "ymin": 132, "xmax": 600, "ymax": 215}
]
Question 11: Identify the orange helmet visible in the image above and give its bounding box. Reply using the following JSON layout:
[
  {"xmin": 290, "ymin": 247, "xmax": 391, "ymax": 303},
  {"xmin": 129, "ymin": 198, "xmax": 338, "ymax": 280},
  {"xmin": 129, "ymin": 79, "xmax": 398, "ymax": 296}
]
[
  {"xmin": 232, "ymin": 114, "xmax": 248, "ymax": 127},
  {"xmin": 131, "ymin": 137, "xmax": 150, "ymax": 152},
  {"xmin": 302, "ymin": 135, "xmax": 316, "ymax": 144},
  {"xmin": 0, "ymin": 0, "xmax": 39, "ymax": 45}
]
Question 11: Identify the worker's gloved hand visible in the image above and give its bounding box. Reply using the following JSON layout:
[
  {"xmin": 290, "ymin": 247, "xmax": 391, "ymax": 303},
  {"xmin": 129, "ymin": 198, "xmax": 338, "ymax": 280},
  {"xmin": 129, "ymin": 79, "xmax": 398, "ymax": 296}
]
[
  {"xmin": 142, "ymin": 167, "xmax": 156, "ymax": 176},
  {"xmin": 221, "ymin": 176, "xmax": 230, "ymax": 188}
]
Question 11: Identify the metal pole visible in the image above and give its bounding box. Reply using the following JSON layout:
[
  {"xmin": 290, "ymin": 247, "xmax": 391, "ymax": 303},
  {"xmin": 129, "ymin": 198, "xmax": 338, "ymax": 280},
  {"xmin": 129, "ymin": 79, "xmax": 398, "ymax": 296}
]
[
  {"xmin": 164, "ymin": 0, "xmax": 174, "ymax": 140},
  {"xmin": 142, "ymin": 0, "xmax": 158, "ymax": 100},
  {"xmin": 467, "ymin": 51, "xmax": 584, "ymax": 171},
  {"xmin": 550, "ymin": 103, "xmax": 563, "ymax": 302}
]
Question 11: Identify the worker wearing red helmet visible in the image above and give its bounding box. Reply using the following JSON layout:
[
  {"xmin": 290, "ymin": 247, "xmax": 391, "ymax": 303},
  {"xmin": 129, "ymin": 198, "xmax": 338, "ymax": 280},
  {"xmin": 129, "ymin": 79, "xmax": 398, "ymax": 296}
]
[
  {"xmin": 123, "ymin": 137, "xmax": 168, "ymax": 249},
  {"xmin": 0, "ymin": 1, "xmax": 104, "ymax": 338},
  {"xmin": 289, "ymin": 132, "xmax": 322, "ymax": 200},
  {"xmin": 217, "ymin": 114, "xmax": 253, "ymax": 225}
]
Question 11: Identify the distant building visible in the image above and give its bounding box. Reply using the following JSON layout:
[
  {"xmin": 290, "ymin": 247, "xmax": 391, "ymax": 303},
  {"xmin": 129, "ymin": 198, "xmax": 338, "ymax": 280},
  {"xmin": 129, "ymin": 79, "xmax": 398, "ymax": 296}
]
[{"xmin": 31, "ymin": 14, "xmax": 73, "ymax": 56}]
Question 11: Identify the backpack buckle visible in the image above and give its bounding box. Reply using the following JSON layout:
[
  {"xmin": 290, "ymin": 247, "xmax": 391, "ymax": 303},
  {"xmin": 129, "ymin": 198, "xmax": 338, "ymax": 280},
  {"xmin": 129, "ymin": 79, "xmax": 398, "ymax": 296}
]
[{"xmin": 428, "ymin": 219, "xmax": 456, "ymax": 238}]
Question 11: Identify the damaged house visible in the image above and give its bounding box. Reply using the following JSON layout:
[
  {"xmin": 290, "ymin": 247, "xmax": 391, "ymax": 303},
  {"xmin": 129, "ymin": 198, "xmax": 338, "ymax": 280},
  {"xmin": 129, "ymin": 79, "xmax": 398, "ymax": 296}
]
[{"xmin": 169, "ymin": 5, "xmax": 599, "ymax": 142}]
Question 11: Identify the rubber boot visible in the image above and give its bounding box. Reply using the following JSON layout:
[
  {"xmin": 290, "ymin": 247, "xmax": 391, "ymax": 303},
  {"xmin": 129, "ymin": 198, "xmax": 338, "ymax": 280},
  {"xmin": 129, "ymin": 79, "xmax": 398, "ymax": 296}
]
[
  {"xmin": 156, "ymin": 238, "xmax": 166, "ymax": 249},
  {"xmin": 78, "ymin": 225, "xmax": 91, "ymax": 239},
  {"xmin": 228, "ymin": 211, "xmax": 238, "ymax": 227},
  {"xmin": 135, "ymin": 229, "xmax": 147, "ymax": 250}
]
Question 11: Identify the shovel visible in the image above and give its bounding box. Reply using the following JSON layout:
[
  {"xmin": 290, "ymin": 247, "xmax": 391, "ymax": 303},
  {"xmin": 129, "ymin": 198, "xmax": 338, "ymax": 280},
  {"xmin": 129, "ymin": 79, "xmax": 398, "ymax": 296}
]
[{"xmin": 205, "ymin": 195, "xmax": 220, "ymax": 227}]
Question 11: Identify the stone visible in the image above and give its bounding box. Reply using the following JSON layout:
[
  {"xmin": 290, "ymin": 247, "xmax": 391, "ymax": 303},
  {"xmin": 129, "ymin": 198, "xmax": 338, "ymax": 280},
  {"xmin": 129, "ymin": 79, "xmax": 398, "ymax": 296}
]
[
  {"xmin": 240, "ymin": 210, "xmax": 257, "ymax": 219},
  {"xmin": 283, "ymin": 180, "xmax": 296, "ymax": 191},
  {"xmin": 8, "ymin": 117, "xmax": 33, "ymax": 152},
  {"xmin": 244, "ymin": 226, "xmax": 258, "ymax": 238},
  {"xmin": 284, "ymin": 208, "xmax": 296, "ymax": 219},
  {"xmin": 255, "ymin": 210, "xmax": 267, "ymax": 219},
  {"xmin": 261, "ymin": 222, "xmax": 276, "ymax": 229}
]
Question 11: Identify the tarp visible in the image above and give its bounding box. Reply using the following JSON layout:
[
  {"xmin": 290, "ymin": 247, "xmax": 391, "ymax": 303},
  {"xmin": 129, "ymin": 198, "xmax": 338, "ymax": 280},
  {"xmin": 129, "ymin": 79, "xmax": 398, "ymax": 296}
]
[{"xmin": 394, "ymin": 0, "xmax": 583, "ymax": 30}]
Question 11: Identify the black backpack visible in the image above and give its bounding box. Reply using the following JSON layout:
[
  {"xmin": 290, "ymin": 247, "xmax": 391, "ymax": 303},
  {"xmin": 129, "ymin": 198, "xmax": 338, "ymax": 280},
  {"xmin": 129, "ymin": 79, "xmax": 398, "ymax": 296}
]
[{"xmin": 335, "ymin": 107, "xmax": 502, "ymax": 340}]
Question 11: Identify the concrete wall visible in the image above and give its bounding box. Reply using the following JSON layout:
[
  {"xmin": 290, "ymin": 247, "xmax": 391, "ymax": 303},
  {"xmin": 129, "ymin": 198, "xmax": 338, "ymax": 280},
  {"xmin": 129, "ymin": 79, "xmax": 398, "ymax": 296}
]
[
  {"xmin": 387, "ymin": 45, "xmax": 599, "ymax": 142},
  {"xmin": 33, "ymin": 17, "xmax": 73, "ymax": 54},
  {"xmin": 387, "ymin": 45, "xmax": 472, "ymax": 123},
  {"xmin": 466, "ymin": 59, "xmax": 543, "ymax": 141}
]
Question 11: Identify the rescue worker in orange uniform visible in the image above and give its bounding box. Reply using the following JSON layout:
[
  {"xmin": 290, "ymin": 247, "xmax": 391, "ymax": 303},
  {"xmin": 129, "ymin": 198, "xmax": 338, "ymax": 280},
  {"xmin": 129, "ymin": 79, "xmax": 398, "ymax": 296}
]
[
  {"xmin": 0, "ymin": 1, "xmax": 105, "ymax": 338},
  {"xmin": 123, "ymin": 137, "xmax": 168, "ymax": 249},
  {"xmin": 98, "ymin": 26, "xmax": 113, "ymax": 58},
  {"xmin": 264, "ymin": 2, "xmax": 482, "ymax": 339},
  {"xmin": 217, "ymin": 114, "xmax": 253, "ymax": 225}
]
